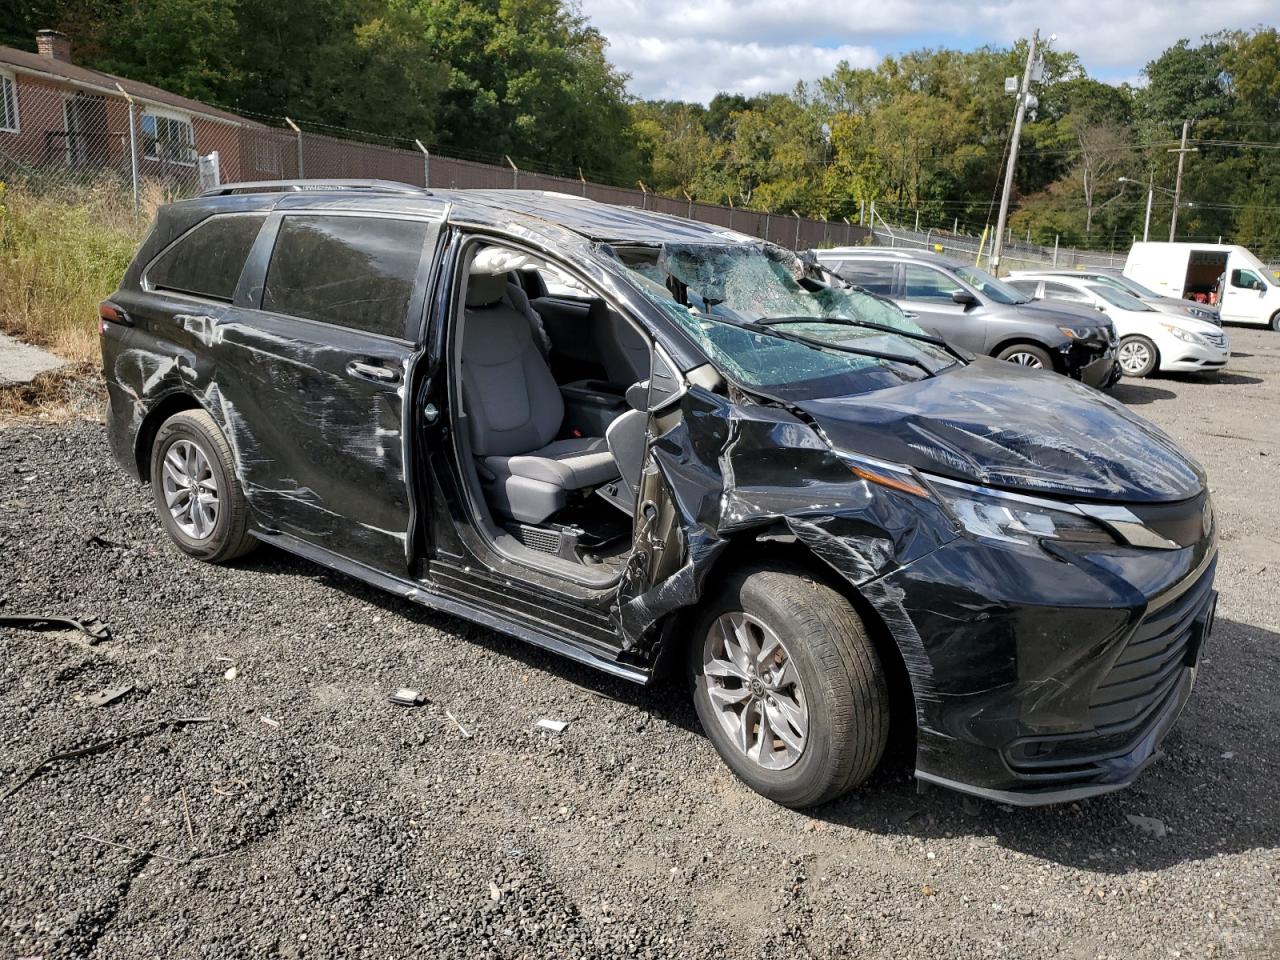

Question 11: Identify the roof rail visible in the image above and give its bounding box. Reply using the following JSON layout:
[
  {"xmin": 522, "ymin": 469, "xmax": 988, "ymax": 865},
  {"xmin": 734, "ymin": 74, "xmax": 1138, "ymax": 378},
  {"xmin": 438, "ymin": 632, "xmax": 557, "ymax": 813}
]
[{"xmin": 200, "ymin": 179, "xmax": 430, "ymax": 197}]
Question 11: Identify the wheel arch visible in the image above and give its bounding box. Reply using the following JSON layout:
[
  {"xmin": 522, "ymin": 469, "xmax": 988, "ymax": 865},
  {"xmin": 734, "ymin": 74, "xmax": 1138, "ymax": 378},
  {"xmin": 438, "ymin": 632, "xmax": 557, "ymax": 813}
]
[
  {"xmin": 655, "ymin": 527, "xmax": 917, "ymax": 751},
  {"xmin": 991, "ymin": 337, "xmax": 1063, "ymax": 371},
  {"xmin": 133, "ymin": 392, "xmax": 206, "ymax": 482}
]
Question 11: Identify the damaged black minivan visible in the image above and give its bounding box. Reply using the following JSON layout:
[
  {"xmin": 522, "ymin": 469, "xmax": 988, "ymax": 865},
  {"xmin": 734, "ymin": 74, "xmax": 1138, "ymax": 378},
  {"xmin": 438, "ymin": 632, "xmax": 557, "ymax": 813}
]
[{"xmin": 101, "ymin": 181, "xmax": 1218, "ymax": 808}]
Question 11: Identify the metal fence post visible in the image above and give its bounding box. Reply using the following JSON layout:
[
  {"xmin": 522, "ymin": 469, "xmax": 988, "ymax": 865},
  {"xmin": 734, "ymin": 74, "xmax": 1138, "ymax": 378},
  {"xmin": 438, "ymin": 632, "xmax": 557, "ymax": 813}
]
[
  {"xmin": 727, "ymin": 196, "xmax": 734, "ymax": 230},
  {"xmin": 792, "ymin": 209, "xmax": 802, "ymax": 249},
  {"xmin": 414, "ymin": 139, "xmax": 430, "ymax": 187},
  {"xmin": 843, "ymin": 216, "xmax": 852, "ymax": 245},
  {"xmin": 684, "ymin": 190, "xmax": 694, "ymax": 220},
  {"xmin": 505, "ymin": 155, "xmax": 518, "ymax": 189},
  {"xmin": 764, "ymin": 211, "xmax": 771, "ymax": 242},
  {"xmin": 638, "ymin": 181, "xmax": 648, "ymax": 210},
  {"xmin": 859, "ymin": 199, "xmax": 866, "ymax": 226},
  {"xmin": 285, "ymin": 117, "xmax": 304, "ymax": 177},
  {"xmin": 115, "ymin": 83, "xmax": 140, "ymax": 218},
  {"xmin": 578, "ymin": 167, "xmax": 587, "ymax": 197},
  {"xmin": 1052, "ymin": 234, "xmax": 1059, "ymax": 266}
]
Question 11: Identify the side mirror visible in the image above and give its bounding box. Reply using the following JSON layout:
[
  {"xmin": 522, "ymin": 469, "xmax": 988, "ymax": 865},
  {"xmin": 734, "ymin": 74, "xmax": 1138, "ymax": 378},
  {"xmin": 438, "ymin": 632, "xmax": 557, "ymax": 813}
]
[
  {"xmin": 952, "ymin": 290, "xmax": 978, "ymax": 308},
  {"xmin": 1096, "ymin": 304, "xmax": 1107, "ymax": 312}
]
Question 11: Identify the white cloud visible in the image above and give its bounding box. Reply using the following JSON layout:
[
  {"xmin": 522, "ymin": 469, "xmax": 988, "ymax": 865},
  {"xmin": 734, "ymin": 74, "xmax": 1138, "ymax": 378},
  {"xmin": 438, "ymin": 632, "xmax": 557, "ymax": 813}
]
[{"xmin": 579, "ymin": 0, "xmax": 1277, "ymax": 102}]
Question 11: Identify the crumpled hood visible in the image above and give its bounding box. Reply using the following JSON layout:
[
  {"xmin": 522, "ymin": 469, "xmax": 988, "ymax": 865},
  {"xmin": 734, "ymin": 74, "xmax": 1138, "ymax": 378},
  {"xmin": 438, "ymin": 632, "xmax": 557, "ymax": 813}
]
[{"xmin": 791, "ymin": 358, "xmax": 1204, "ymax": 503}]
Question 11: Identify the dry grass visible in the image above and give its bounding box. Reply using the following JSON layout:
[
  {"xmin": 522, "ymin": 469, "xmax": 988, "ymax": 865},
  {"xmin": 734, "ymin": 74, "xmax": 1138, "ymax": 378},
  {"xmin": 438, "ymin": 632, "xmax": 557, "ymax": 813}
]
[
  {"xmin": 0, "ymin": 178, "xmax": 156, "ymax": 365},
  {"xmin": 0, "ymin": 362, "xmax": 105, "ymax": 424}
]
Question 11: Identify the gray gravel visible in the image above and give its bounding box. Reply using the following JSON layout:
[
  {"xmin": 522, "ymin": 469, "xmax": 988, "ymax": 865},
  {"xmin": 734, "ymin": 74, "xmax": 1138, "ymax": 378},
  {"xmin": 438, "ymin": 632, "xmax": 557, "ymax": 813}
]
[{"xmin": 2, "ymin": 328, "xmax": 1279, "ymax": 959}]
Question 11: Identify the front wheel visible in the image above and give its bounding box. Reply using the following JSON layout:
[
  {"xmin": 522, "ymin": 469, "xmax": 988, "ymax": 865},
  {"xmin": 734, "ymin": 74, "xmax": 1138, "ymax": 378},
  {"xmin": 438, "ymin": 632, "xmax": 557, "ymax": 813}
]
[
  {"xmin": 1117, "ymin": 335, "xmax": 1159, "ymax": 377},
  {"xmin": 149, "ymin": 409, "xmax": 256, "ymax": 563},
  {"xmin": 688, "ymin": 566, "xmax": 890, "ymax": 809},
  {"xmin": 995, "ymin": 343, "xmax": 1052, "ymax": 370},
  {"xmin": 1270, "ymin": 311, "xmax": 1280, "ymax": 332}
]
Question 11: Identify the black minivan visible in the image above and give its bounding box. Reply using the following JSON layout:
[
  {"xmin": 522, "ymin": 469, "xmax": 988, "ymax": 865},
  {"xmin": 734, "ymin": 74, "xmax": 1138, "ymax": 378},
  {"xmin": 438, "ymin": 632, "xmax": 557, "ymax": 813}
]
[{"xmin": 101, "ymin": 181, "xmax": 1218, "ymax": 809}]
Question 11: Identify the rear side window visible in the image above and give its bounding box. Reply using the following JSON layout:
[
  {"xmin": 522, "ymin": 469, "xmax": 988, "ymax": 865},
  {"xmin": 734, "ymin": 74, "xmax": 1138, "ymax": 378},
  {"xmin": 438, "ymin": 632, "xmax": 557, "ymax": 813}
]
[
  {"xmin": 1042, "ymin": 281, "xmax": 1090, "ymax": 304},
  {"xmin": 148, "ymin": 214, "xmax": 265, "ymax": 302},
  {"xmin": 261, "ymin": 215, "xmax": 430, "ymax": 339},
  {"xmin": 834, "ymin": 260, "xmax": 895, "ymax": 295}
]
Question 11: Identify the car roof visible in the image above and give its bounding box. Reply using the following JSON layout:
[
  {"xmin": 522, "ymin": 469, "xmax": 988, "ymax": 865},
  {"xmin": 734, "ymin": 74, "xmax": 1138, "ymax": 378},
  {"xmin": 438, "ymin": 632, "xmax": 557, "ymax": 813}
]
[
  {"xmin": 187, "ymin": 182, "xmax": 753, "ymax": 248},
  {"xmin": 819, "ymin": 247, "xmax": 967, "ymax": 269}
]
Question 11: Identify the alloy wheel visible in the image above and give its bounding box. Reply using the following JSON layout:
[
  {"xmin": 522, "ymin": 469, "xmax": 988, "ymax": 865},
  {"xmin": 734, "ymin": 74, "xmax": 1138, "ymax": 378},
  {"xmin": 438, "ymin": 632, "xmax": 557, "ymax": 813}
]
[
  {"xmin": 161, "ymin": 439, "xmax": 220, "ymax": 539},
  {"xmin": 1118, "ymin": 340, "xmax": 1152, "ymax": 375},
  {"xmin": 701, "ymin": 612, "xmax": 809, "ymax": 770},
  {"xmin": 1004, "ymin": 351, "xmax": 1044, "ymax": 368}
]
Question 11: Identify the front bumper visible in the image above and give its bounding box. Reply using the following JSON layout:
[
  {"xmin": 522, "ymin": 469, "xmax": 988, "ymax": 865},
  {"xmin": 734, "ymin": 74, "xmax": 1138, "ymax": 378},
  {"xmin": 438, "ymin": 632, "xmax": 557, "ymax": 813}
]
[
  {"xmin": 1064, "ymin": 341, "xmax": 1118, "ymax": 388},
  {"xmin": 875, "ymin": 523, "xmax": 1217, "ymax": 805},
  {"xmin": 1161, "ymin": 342, "xmax": 1230, "ymax": 373}
]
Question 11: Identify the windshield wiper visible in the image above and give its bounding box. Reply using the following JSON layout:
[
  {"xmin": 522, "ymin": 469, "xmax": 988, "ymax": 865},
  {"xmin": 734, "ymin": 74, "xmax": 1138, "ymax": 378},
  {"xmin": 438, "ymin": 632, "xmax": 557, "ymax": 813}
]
[
  {"xmin": 728, "ymin": 319, "xmax": 945, "ymax": 378},
  {"xmin": 758, "ymin": 315, "xmax": 966, "ymax": 363}
]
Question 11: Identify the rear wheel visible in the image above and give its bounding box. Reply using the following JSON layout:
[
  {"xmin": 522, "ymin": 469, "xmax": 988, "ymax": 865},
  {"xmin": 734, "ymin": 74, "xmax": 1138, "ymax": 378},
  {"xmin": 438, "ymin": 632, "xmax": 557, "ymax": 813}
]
[
  {"xmin": 149, "ymin": 410, "xmax": 255, "ymax": 563},
  {"xmin": 688, "ymin": 566, "xmax": 890, "ymax": 809},
  {"xmin": 995, "ymin": 343, "xmax": 1052, "ymax": 370},
  {"xmin": 1270, "ymin": 311, "xmax": 1280, "ymax": 332},
  {"xmin": 1117, "ymin": 335, "xmax": 1159, "ymax": 377}
]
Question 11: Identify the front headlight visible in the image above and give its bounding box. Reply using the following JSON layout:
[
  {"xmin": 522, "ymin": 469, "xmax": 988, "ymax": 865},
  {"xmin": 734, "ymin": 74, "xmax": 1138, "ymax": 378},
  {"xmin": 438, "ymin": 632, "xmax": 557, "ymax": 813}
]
[
  {"xmin": 1057, "ymin": 325, "xmax": 1100, "ymax": 340},
  {"xmin": 930, "ymin": 482, "xmax": 1117, "ymax": 547},
  {"xmin": 1160, "ymin": 322, "xmax": 1204, "ymax": 345}
]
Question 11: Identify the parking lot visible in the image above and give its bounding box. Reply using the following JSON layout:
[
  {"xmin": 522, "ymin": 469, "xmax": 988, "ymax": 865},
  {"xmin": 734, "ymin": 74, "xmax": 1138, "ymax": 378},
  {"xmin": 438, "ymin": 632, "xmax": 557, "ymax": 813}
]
[{"xmin": 1, "ymin": 327, "xmax": 1278, "ymax": 960}]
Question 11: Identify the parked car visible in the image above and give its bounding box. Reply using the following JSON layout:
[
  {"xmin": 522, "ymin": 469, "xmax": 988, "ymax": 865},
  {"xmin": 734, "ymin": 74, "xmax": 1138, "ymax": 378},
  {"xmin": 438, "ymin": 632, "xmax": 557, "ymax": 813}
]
[
  {"xmin": 101, "ymin": 181, "xmax": 1217, "ymax": 809},
  {"xmin": 1006, "ymin": 273, "xmax": 1230, "ymax": 378},
  {"xmin": 1124, "ymin": 241, "xmax": 1280, "ymax": 330},
  {"xmin": 1008, "ymin": 267, "xmax": 1220, "ymax": 325},
  {"xmin": 814, "ymin": 248, "xmax": 1119, "ymax": 387}
]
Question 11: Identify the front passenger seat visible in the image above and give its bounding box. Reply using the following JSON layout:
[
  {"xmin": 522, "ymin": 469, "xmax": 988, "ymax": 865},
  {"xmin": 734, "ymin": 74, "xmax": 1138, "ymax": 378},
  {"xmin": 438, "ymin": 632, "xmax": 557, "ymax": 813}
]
[{"xmin": 461, "ymin": 273, "xmax": 619, "ymax": 525}]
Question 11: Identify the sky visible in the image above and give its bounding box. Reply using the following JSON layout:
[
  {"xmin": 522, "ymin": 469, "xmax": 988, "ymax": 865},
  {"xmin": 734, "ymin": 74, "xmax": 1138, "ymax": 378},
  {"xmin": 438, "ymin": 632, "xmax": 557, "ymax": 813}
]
[{"xmin": 578, "ymin": 0, "xmax": 1276, "ymax": 103}]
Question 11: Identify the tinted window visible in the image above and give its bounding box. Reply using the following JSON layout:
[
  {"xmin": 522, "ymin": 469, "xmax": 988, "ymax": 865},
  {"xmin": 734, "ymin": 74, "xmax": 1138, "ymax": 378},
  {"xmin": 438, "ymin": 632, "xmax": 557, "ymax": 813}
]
[
  {"xmin": 1041, "ymin": 281, "xmax": 1090, "ymax": 304},
  {"xmin": 1006, "ymin": 280, "xmax": 1039, "ymax": 296},
  {"xmin": 262, "ymin": 215, "xmax": 431, "ymax": 339},
  {"xmin": 835, "ymin": 260, "xmax": 895, "ymax": 294},
  {"xmin": 149, "ymin": 214, "xmax": 265, "ymax": 302},
  {"xmin": 902, "ymin": 264, "xmax": 964, "ymax": 302}
]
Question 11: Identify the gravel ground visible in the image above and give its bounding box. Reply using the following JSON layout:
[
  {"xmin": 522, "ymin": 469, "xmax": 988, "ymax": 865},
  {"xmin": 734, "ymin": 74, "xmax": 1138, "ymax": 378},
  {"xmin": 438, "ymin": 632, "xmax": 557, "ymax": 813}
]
[{"xmin": 2, "ymin": 328, "xmax": 1279, "ymax": 960}]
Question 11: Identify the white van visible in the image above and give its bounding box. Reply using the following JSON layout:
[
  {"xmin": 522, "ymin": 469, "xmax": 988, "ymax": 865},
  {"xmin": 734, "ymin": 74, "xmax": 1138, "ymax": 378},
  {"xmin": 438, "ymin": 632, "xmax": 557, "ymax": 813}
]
[{"xmin": 1124, "ymin": 242, "xmax": 1280, "ymax": 330}]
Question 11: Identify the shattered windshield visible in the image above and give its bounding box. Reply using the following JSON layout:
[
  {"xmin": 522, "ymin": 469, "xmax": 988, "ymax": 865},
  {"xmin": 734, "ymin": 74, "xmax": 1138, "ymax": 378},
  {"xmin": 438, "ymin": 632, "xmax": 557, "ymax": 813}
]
[{"xmin": 612, "ymin": 242, "xmax": 959, "ymax": 399}]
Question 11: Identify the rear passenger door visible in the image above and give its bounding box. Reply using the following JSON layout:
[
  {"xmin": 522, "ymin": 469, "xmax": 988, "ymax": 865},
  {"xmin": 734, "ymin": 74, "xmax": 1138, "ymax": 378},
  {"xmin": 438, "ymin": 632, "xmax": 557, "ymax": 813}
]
[
  {"xmin": 895, "ymin": 264, "xmax": 987, "ymax": 352},
  {"xmin": 222, "ymin": 208, "xmax": 445, "ymax": 573}
]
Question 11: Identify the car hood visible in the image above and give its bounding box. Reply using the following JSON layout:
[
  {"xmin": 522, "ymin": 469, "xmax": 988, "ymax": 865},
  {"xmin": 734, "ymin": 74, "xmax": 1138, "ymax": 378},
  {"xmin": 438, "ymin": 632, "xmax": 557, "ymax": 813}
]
[
  {"xmin": 1015, "ymin": 300, "xmax": 1108, "ymax": 326},
  {"xmin": 789, "ymin": 358, "xmax": 1204, "ymax": 503}
]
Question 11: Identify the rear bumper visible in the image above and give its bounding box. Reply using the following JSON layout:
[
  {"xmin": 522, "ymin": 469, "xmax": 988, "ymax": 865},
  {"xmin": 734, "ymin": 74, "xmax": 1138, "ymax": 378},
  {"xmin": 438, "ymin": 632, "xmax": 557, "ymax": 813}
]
[{"xmin": 874, "ymin": 527, "xmax": 1217, "ymax": 806}]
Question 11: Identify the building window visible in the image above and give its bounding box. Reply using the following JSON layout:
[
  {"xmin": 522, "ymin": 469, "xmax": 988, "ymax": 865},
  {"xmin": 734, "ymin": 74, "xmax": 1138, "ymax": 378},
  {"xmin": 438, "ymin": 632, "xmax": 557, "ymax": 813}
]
[
  {"xmin": 141, "ymin": 110, "xmax": 195, "ymax": 165},
  {"xmin": 0, "ymin": 71, "xmax": 18, "ymax": 133}
]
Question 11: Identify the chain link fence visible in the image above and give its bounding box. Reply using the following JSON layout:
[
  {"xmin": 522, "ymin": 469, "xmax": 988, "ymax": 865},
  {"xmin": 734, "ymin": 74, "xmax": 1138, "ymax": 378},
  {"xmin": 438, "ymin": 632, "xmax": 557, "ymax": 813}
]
[{"xmin": 0, "ymin": 76, "xmax": 870, "ymax": 251}]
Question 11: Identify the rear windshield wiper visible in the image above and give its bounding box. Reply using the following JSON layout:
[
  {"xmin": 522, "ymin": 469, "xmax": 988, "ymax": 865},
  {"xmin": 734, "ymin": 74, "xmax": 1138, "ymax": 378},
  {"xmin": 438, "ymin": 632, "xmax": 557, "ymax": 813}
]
[
  {"xmin": 728, "ymin": 318, "xmax": 945, "ymax": 378},
  {"xmin": 759, "ymin": 315, "xmax": 966, "ymax": 363}
]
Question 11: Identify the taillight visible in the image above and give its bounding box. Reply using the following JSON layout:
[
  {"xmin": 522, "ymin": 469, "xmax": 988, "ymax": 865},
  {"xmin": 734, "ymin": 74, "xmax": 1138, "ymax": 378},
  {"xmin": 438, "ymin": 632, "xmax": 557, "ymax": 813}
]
[{"xmin": 99, "ymin": 302, "xmax": 131, "ymax": 331}]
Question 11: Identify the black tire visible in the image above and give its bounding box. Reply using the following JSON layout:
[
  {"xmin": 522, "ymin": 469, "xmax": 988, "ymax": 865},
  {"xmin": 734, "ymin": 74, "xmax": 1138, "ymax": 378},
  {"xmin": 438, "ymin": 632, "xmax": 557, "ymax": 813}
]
[
  {"xmin": 149, "ymin": 409, "xmax": 256, "ymax": 563},
  {"xmin": 995, "ymin": 343, "xmax": 1053, "ymax": 371},
  {"xmin": 1117, "ymin": 334, "xmax": 1160, "ymax": 378},
  {"xmin": 1270, "ymin": 311, "xmax": 1280, "ymax": 332},
  {"xmin": 687, "ymin": 565, "xmax": 890, "ymax": 809}
]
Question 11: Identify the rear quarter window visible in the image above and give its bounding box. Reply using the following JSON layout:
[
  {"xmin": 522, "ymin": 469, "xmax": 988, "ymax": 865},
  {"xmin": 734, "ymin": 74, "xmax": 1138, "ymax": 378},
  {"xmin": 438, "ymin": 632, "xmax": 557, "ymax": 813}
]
[
  {"xmin": 147, "ymin": 213, "xmax": 266, "ymax": 302},
  {"xmin": 261, "ymin": 215, "xmax": 432, "ymax": 340}
]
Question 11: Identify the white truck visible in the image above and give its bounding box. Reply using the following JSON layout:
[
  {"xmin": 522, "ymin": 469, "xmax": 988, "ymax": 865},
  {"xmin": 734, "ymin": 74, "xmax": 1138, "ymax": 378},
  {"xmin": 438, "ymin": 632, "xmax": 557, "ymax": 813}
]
[{"xmin": 1123, "ymin": 242, "xmax": 1280, "ymax": 331}]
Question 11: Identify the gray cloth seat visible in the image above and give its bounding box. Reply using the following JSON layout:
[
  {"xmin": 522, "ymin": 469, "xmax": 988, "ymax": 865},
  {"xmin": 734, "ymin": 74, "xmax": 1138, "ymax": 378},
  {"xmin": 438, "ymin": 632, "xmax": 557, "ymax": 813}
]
[
  {"xmin": 590, "ymin": 300, "xmax": 651, "ymax": 388},
  {"xmin": 462, "ymin": 273, "xmax": 619, "ymax": 525}
]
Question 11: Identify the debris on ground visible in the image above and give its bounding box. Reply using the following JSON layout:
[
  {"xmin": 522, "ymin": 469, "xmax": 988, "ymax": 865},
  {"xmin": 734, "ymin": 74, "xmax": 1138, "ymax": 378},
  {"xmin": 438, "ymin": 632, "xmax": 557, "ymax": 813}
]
[
  {"xmin": 488, "ymin": 880, "xmax": 502, "ymax": 902},
  {"xmin": 224, "ymin": 666, "xmax": 238, "ymax": 681},
  {"xmin": 87, "ymin": 683, "xmax": 134, "ymax": 708},
  {"xmin": 0, "ymin": 613, "xmax": 112, "ymax": 645},
  {"xmin": 1125, "ymin": 814, "xmax": 1169, "ymax": 839},
  {"xmin": 388, "ymin": 687, "xmax": 429, "ymax": 707},
  {"xmin": 536, "ymin": 718, "xmax": 570, "ymax": 734},
  {"xmin": 260, "ymin": 716, "xmax": 280, "ymax": 729},
  {"xmin": 444, "ymin": 709, "xmax": 472, "ymax": 738}
]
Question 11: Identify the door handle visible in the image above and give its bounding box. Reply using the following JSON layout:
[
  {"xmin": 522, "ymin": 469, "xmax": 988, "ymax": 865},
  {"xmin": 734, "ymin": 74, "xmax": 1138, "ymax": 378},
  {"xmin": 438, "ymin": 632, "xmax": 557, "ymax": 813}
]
[
  {"xmin": 901, "ymin": 311, "xmax": 919, "ymax": 319},
  {"xmin": 347, "ymin": 360, "xmax": 401, "ymax": 384}
]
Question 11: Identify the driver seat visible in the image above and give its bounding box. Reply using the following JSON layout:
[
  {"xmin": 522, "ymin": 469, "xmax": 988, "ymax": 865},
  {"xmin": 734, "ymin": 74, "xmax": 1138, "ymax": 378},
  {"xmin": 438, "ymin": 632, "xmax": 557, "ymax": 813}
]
[{"xmin": 461, "ymin": 273, "xmax": 618, "ymax": 525}]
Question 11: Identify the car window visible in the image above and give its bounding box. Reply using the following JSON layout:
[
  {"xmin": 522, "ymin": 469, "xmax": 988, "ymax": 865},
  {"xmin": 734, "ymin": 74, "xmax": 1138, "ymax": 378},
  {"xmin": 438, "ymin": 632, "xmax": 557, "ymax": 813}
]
[
  {"xmin": 834, "ymin": 260, "xmax": 896, "ymax": 295},
  {"xmin": 532, "ymin": 263, "xmax": 593, "ymax": 299},
  {"xmin": 261, "ymin": 215, "xmax": 430, "ymax": 339},
  {"xmin": 952, "ymin": 265, "xmax": 1030, "ymax": 304},
  {"xmin": 1231, "ymin": 268, "xmax": 1266, "ymax": 290},
  {"xmin": 1006, "ymin": 280, "xmax": 1040, "ymax": 296},
  {"xmin": 148, "ymin": 213, "xmax": 266, "ymax": 302},
  {"xmin": 1041, "ymin": 281, "xmax": 1091, "ymax": 304},
  {"xmin": 901, "ymin": 264, "xmax": 964, "ymax": 302},
  {"xmin": 1089, "ymin": 284, "xmax": 1150, "ymax": 311}
]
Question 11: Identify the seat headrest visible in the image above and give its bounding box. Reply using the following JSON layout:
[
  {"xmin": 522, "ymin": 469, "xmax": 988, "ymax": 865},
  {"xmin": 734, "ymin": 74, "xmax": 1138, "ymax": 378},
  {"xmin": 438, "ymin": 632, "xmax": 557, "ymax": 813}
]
[{"xmin": 466, "ymin": 273, "xmax": 508, "ymax": 308}]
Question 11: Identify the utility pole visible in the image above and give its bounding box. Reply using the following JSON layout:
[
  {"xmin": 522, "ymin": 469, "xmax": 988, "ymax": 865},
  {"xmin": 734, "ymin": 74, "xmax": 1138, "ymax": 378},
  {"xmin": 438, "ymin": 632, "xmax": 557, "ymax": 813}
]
[
  {"xmin": 1168, "ymin": 120, "xmax": 1197, "ymax": 242},
  {"xmin": 1142, "ymin": 169, "xmax": 1153, "ymax": 242},
  {"xmin": 990, "ymin": 29, "xmax": 1039, "ymax": 274}
]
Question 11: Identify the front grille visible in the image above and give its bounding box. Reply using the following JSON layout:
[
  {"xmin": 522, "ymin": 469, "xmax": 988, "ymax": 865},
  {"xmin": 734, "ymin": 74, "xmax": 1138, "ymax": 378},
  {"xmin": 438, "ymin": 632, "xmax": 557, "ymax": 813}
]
[
  {"xmin": 1089, "ymin": 561, "xmax": 1217, "ymax": 729},
  {"xmin": 1202, "ymin": 332, "xmax": 1227, "ymax": 348}
]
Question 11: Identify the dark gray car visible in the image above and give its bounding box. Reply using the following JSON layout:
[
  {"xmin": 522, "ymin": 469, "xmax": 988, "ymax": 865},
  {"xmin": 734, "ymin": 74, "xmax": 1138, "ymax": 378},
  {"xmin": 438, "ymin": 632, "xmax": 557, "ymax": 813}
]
[{"xmin": 815, "ymin": 249, "xmax": 1119, "ymax": 388}]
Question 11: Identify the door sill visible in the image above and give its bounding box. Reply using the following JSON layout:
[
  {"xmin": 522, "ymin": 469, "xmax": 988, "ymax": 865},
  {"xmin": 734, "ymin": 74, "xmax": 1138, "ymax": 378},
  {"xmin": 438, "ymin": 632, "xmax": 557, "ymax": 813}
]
[{"xmin": 250, "ymin": 530, "xmax": 649, "ymax": 684}]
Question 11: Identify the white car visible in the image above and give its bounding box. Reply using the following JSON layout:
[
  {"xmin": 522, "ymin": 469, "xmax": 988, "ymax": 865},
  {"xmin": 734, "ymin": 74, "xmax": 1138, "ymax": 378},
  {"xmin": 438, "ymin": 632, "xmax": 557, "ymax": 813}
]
[{"xmin": 1006, "ymin": 274, "xmax": 1229, "ymax": 378}]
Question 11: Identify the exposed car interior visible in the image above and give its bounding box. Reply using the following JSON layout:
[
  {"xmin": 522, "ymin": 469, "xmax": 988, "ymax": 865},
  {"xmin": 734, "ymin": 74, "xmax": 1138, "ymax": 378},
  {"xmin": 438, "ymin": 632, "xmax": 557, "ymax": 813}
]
[{"xmin": 452, "ymin": 243, "xmax": 653, "ymax": 577}]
